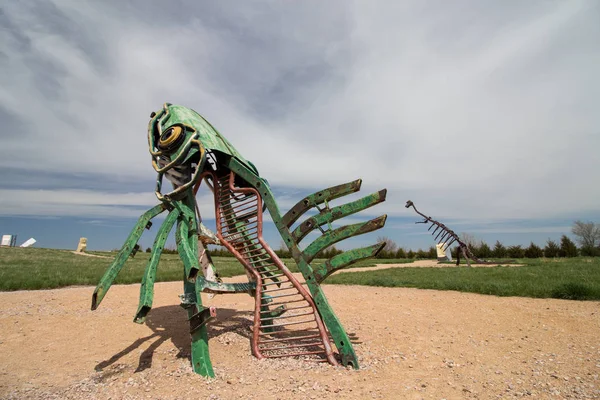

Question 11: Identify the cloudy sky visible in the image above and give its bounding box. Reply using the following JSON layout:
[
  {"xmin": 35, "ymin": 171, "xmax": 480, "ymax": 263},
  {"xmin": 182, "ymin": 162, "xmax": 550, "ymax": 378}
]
[{"xmin": 1, "ymin": 0, "xmax": 599, "ymax": 251}]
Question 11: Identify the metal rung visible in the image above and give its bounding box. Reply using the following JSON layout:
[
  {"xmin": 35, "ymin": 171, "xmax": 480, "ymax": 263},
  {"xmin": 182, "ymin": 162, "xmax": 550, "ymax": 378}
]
[
  {"xmin": 223, "ymin": 228, "xmax": 258, "ymax": 238},
  {"xmin": 264, "ymin": 299, "xmax": 307, "ymax": 307},
  {"xmin": 221, "ymin": 199, "xmax": 256, "ymax": 211},
  {"xmin": 237, "ymin": 211, "xmax": 258, "ymax": 220},
  {"xmin": 260, "ymin": 305, "xmax": 310, "ymax": 314},
  {"xmin": 252, "ymin": 258, "xmax": 273, "ymax": 264},
  {"xmin": 263, "ymin": 350, "xmax": 326, "ymax": 358},
  {"xmin": 260, "ymin": 273, "xmax": 286, "ymax": 280},
  {"xmin": 221, "ymin": 228, "xmax": 258, "ymax": 240},
  {"xmin": 252, "ymin": 263, "xmax": 276, "ymax": 270},
  {"xmin": 242, "ymin": 252, "xmax": 267, "ymax": 260},
  {"xmin": 261, "ymin": 292, "xmax": 302, "ymax": 300},
  {"xmin": 258, "ymin": 334, "xmax": 321, "ymax": 343},
  {"xmin": 254, "ymin": 264, "xmax": 276, "ymax": 271},
  {"xmin": 262, "ymin": 286, "xmax": 296, "ymax": 294},
  {"xmin": 258, "ymin": 341, "xmax": 323, "ymax": 351},
  {"xmin": 260, "ymin": 279, "xmax": 290, "ymax": 287},
  {"xmin": 228, "ymin": 202, "xmax": 257, "ymax": 213},
  {"xmin": 256, "ymin": 268, "xmax": 280, "ymax": 276},
  {"xmin": 259, "ymin": 327, "xmax": 320, "ymax": 336},
  {"xmin": 250, "ymin": 255, "xmax": 272, "ymax": 263},
  {"xmin": 237, "ymin": 212, "xmax": 258, "ymax": 221},
  {"xmin": 260, "ymin": 319, "xmax": 316, "ymax": 329},
  {"xmin": 241, "ymin": 247, "xmax": 267, "ymax": 256},
  {"xmin": 260, "ymin": 311, "xmax": 314, "ymax": 322}
]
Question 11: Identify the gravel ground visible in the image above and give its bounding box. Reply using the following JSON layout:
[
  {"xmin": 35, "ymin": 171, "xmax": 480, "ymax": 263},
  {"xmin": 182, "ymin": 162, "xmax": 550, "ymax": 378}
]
[{"xmin": 0, "ymin": 275, "xmax": 598, "ymax": 399}]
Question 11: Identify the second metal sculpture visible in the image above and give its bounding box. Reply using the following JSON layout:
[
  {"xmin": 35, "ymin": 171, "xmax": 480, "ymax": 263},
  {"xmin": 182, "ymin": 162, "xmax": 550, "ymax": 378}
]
[
  {"xmin": 91, "ymin": 103, "xmax": 387, "ymax": 377},
  {"xmin": 405, "ymin": 200, "xmax": 489, "ymax": 266}
]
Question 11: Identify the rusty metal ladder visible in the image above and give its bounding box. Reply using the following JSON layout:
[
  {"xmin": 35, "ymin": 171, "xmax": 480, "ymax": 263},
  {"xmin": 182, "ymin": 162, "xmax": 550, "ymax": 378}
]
[{"xmin": 212, "ymin": 172, "xmax": 337, "ymax": 364}]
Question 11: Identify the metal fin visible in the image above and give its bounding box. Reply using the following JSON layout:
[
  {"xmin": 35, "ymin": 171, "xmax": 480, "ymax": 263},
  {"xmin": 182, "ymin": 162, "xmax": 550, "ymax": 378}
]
[
  {"xmin": 291, "ymin": 189, "xmax": 387, "ymax": 243},
  {"xmin": 313, "ymin": 242, "xmax": 386, "ymax": 283},
  {"xmin": 303, "ymin": 215, "xmax": 387, "ymax": 263},
  {"xmin": 281, "ymin": 179, "xmax": 362, "ymax": 227}
]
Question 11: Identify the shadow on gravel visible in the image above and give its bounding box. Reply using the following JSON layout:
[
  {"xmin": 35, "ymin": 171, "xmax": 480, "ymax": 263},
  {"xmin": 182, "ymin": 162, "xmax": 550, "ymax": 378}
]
[{"xmin": 94, "ymin": 305, "xmax": 253, "ymax": 373}]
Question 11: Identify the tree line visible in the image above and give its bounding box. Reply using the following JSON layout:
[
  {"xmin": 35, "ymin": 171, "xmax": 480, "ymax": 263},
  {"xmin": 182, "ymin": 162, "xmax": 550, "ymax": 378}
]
[
  {"xmin": 147, "ymin": 220, "xmax": 600, "ymax": 259},
  {"xmin": 374, "ymin": 219, "xmax": 600, "ymax": 259},
  {"xmin": 373, "ymin": 235, "xmax": 581, "ymax": 260}
]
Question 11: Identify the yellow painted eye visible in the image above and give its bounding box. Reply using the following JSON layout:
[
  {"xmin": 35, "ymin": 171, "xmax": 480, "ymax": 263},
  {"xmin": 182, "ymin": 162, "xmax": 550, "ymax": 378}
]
[{"xmin": 158, "ymin": 126, "xmax": 183, "ymax": 150}]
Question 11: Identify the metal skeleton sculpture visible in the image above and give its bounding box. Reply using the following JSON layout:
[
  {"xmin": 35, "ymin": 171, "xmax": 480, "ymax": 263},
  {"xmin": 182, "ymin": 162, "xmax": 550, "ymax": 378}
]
[
  {"xmin": 405, "ymin": 200, "xmax": 490, "ymax": 266},
  {"xmin": 91, "ymin": 103, "xmax": 387, "ymax": 377}
]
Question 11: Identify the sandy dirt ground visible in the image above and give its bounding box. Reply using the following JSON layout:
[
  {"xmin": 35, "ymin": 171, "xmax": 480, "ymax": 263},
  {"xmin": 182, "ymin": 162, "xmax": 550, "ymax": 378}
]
[
  {"xmin": 0, "ymin": 269, "xmax": 599, "ymax": 400},
  {"xmin": 342, "ymin": 260, "xmax": 522, "ymax": 274}
]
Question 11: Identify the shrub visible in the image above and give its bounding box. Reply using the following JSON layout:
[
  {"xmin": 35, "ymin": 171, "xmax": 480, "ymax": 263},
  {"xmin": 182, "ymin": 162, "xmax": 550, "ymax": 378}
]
[
  {"xmin": 544, "ymin": 240, "xmax": 560, "ymax": 258},
  {"xmin": 476, "ymin": 242, "xmax": 493, "ymax": 259},
  {"xmin": 524, "ymin": 242, "xmax": 544, "ymax": 258},
  {"xmin": 507, "ymin": 245, "xmax": 525, "ymax": 258},
  {"xmin": 580, "ymin": 245, "xmax": 600, "ymax": 257},
  {"xmin": 395, "ymin": 248, "xmax": 407, "ymax": 258},
  {"xmin": 427, "ymin": 246, "xmax": 437, "ymax": 259},
  {"xmin": 415, "ymin": 249, "xmax": 428, "ymax": 259},
  {"xmin": 558, "ymin": 235, "xmax": 578, "ymax": 257},
  {"xmin": 492, "ymin": 241, "xmax": 507, "ymax": 258}
]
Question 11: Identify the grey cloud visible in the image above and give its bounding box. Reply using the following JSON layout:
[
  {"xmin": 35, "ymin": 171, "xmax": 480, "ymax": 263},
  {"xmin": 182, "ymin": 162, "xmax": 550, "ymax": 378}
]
[{"xmin": 0, "ymin": 0, "xmax": 598, "ymax": 225}]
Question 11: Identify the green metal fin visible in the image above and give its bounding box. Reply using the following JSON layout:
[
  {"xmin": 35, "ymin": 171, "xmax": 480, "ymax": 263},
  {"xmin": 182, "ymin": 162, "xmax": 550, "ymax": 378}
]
[
  {"xmin": 91, "ymin": 204, "xmax": 166, "ymax": 310},
  {"xmin": 303, "ymin": 215, "xmax": 388, "ymax": 263},
  {"xmin": 281, "ymin": 179, "xmax": 362, "ymax": 227},
  {"xmin": 176, "ymin": 211, "xmax": 201, "ymax": 282},
  {"xmin": 291, "ymin": 189, "xmax": 387, "ymax": 243},
  {"xmin": 184, "ymin": 278, "xmax": 214, "ymax": 377},
  {"xmin": 134, "ymin": 209, "xmax": 180, "ymax": 323},
  {"xmin": 313, "ymin": 242, "xmax": 386, "ymax": 283}
]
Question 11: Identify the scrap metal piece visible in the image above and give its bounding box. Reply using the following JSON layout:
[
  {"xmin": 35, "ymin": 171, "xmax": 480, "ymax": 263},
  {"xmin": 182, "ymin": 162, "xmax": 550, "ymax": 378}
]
[
  {"xmin": 313, "ymin": 242, "xmax": 386, "ymax": 283},
  {"xmin": 92, "ymin": 103, "xmax": 387, "ymax": 377},
  {"xmin": 405, "ymin": 200, "xmax": 490, "ymax": 266},
  {"xmin": 189, "ymin": 306, "xmax": 217, "ymax": 333},
  {"xmin": 281, "ymin": 179, "xmax": 363, "ymax": 227}
]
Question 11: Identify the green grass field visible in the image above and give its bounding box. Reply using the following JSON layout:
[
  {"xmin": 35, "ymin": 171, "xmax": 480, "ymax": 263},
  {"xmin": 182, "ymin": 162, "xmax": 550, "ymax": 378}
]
[
  {"xmin": 0, "ymin": 247, "xmax": 390, "ymax": 291},
  {"xmin": 1, "ymin": 247, "xmax": 598, "ymax": 300},
  {"xmin": 327, "ymin": 257, "xmax": 600, "ymax": 300}
]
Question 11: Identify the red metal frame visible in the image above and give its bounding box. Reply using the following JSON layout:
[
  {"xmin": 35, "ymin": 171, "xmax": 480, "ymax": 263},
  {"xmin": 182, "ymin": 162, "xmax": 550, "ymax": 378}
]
[{"xmin": 196, "ymin": 170, "xmax": 337, "ymax": 365}]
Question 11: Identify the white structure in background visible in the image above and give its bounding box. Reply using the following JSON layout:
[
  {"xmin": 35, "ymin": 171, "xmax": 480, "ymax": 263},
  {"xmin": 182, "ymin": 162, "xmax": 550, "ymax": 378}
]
[
  {"xmin": 436, "ymin": 243, "xmax": 453, "ymax": 262},
  {"xmin": 76, "ymin": 237, "xmax": 87, "ymax": 253},
  {"xmin": 20, "ymin": 238, "xmax": 37, "ymax": 248},
  {"xmin": 1, "ymin": 235, "xmax": 17, "ymax": 247}
]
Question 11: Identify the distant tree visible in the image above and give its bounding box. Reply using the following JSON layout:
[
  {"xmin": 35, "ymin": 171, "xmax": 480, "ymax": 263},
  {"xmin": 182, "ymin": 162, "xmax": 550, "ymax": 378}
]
[
  {"xmin": 316, "ymin": 245, "xmax": 342, "ymax": 259},
  {"xmin": 406, "ymin": 249, "xmax": 416, "ymax": 259},
  {"xmin": 580, "ymin": 245, "xmax": 600, "ymax": 257},
  {"xmin": 275, "ymin": 240, "xmax": 291, "ymax": 259},
  {"xmin": 427, "ymin": 246, "xmax": 437, "ymax": 259},
  {"xmin": 145, "ymin": 247, "xmax": 152, "ymax": 253},
  {"xmin": 492, "ymin": 241, "xmax": 507, "ymax": 258},
  {"xmin": 207, "ymin": 245, "xmax": 234, "ymax": 257},
  {"xmin": 524, "ymin": 242, "xmax": 544, "ymax": 258},
  {"xmin": 460, "ymin": 233, "xmax": 478, "ymax": 249},
  {"xmin": 558, "ymin": 235, "xmax": 578, "ymax": 257},
  {"xmin": 476, "ymin": 241, "xmax": 492, "ymax": 259},
  {"xmin": 571, "ymin": 221, "xmax": 600, "ymax": 249},
  {"xmin": 395, "ymin": 248, "xmax": 407, "ymax": 259},
  {"xmin": 543, "ymin": 239, "xmax": 560, "ymax": 258},
  {"xmin": 507, "ymin": 245, "xmax": 525, "ymax": 258},
  {"xmin": 376, "ymin": 236, "xmax": 398, "ymax": 258},
  {"xmin": 415, "ymin": 248, "xmax": 428, "ymax": 259},
  {"xmin": 163, "ymin": 246, "xmax": 178, "ymax": 254}
]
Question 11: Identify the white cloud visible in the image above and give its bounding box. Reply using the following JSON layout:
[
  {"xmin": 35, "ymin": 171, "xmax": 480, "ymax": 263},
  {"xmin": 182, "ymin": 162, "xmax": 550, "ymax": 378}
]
[
  {"xmin": 0, "ymin": 189, "xmax": 217, "ymax": 219},
  {"xmin": 0, "ymin": 0, "xmax": 598, "ymax": 224}
]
